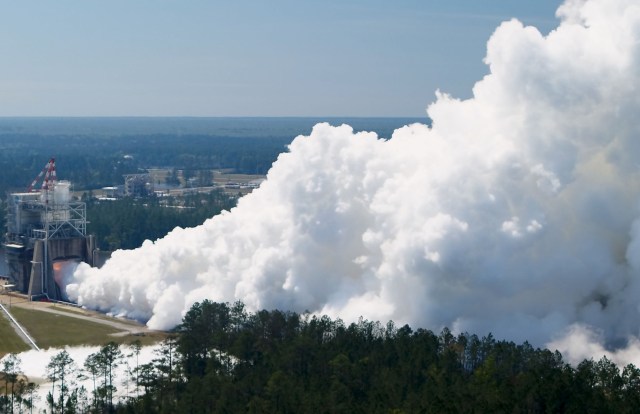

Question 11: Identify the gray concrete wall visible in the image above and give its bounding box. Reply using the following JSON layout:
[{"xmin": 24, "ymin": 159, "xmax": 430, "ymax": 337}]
[
  {"xmin": 27, "ymin": 240, "xmax": 43, "ymax": 297},
  {"xmin": 25, "ymin": 237, "xmax": 95, "ymax": 300}
]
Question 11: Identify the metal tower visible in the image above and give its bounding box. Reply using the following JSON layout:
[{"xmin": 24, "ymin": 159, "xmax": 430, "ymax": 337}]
[{"xmin": 4, "ymin": 158, "xmax": 95, "ymax": 301}]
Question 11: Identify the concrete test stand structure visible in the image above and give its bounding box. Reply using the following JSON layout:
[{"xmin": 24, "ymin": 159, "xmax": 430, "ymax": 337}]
[{"xmin": 4, "ymin": 158, "xmax": 95, "ymax": 301}]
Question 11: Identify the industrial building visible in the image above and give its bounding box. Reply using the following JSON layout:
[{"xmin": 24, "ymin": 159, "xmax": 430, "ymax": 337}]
[
  {"xmin": 3, "ymin": 158, "xmax": 95, "ymax": 301},
  {"xmin": 123, "ymin": 173, "xmax": 153, "ymax": 197}
]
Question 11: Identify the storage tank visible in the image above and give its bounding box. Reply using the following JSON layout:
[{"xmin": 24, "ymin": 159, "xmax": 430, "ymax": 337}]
[{"xmin": 53, "ymin": 180, "xmax": 71, "ymax": 204}]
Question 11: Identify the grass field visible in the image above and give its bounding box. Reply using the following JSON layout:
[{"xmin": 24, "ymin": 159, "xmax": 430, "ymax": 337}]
[
  {"xmin": 0, "ymin": 313, "xmax": 30, "ymax": 358},
  {"xmin": 10, "ymin": 307, "xmax": 167, "ymax": 349}
]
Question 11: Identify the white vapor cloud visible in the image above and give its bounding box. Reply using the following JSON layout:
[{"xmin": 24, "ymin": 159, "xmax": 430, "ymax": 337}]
[
  {"xmin": 1, "ymin": 345, "xmax": 159, "ymax": 411},
  {"xmin": 67, "ymin": 0, "xmax": 640, "ymax": 363}
]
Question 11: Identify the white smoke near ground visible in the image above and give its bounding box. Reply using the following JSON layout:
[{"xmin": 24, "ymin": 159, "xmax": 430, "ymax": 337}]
[
  {"xmin": 67, "ymin": 0, "xmax": 640, "ymax": 363},
  {"xmin": 1, "ymin": 345, "xmax": 159, "ymax": 411},
  {"xmin": 548, "ymin": 324, "xmax": 640, "ymax": 367}
]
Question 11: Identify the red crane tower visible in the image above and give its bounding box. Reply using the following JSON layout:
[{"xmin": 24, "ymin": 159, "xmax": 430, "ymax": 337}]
[
  {"xmin": 26, "ymin": 157, "xmax": 57, "ymax": 193},
  {"xmin": 26, "ymin": 157, "xmax": 57, "ymax": 205}
]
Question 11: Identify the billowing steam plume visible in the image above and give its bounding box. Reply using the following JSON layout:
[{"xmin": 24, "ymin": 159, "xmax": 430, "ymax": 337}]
[{"xmin": 68, "ymin": 0, "xmax": 640, "ymax": 355}]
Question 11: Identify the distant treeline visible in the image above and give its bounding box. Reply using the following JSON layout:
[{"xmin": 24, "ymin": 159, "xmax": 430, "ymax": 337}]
[
  {"xmin": 0, "ymin": 134, "xmax": 290, "ymax": 193},
  {"xmin": 86, "ymin": 191, "xmax": 236, "ymax": 250},
  {"xmin": 5, "ymin": 300, "xmax": 639, "ymax": 413},
  {"xmin": 0, "ymin": 117, "xmax": 427, "ymax": 194},
  {"xmin": 0, "ymin": 117, "xmax": 427, "ymax": 138}
]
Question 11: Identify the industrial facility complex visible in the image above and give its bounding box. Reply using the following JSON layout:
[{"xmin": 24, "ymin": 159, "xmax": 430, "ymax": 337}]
[
  {"xmin": 3, "ymin": 158, "xmax": 95, "ymax": 301},
  {"xmin": 1, "ymin": 159, "xmax": 263, "ymax": 302}
]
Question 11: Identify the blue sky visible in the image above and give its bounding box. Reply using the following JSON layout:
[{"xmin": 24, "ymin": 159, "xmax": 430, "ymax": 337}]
[{"xmin": 0, "ymin": 1, "xmax": 561, "ymax": 117}]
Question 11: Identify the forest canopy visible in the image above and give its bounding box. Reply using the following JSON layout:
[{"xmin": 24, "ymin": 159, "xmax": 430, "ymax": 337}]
[{"xmin": 4, "ymin": 301, "xmax": 639, "ymax": 413}]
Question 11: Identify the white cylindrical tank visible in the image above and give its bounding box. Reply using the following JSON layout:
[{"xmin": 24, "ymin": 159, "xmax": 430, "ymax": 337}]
[{"xmin": 53, "ymin": 181, "xmax": 71, "ymax": 204}]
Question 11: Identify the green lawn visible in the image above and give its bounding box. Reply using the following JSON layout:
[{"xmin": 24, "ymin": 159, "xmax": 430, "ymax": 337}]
[
  {"xmin": 0, "ymin": 312, "xmax": 30, "ymax": 358},
  {"xmin": 10, "ymin": 307, "xmax": 167, "ymax": 349}
]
